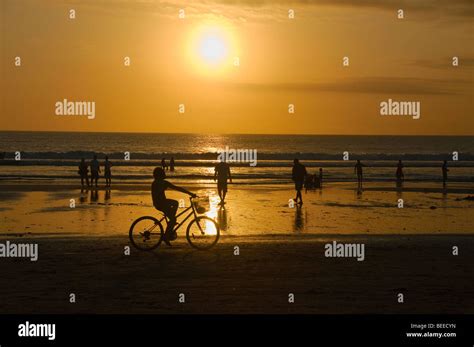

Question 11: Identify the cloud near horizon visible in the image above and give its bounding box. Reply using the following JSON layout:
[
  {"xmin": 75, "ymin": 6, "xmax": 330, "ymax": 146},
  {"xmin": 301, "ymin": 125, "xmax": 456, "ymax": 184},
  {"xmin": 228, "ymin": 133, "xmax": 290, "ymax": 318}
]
[{"xmin": 214, "ymin": 76, "xmax": 473, "ymax": 95}]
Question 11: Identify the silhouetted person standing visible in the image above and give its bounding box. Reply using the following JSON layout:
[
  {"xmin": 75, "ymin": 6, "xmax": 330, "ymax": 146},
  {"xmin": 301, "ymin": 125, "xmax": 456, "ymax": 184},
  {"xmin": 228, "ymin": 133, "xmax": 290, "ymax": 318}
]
[
  {"xmin": 78, "ymin": 158, "xmax": 89, "ymax": 187},
  {"xmin": 442, "ymin": 160, "xmax": 449, "ymax": 187},
  {"xmin": 90, "ymin": 155, "xmax": 101, "ymax": 187},
  {"xmin": 104, "ymin": 156, "xmax": 112, "ymax": 187},
  {"xmin": 214, "ymin": 158, "xmax": 232, "ymax": 205},
  {"xmin": 396, "ymin": 160, "xmax": 404, "ymax": 183},
  {"xmin": 161, "ymin": 158, "xmax": 168, "ymax": 171},
  {"xmin": 292, "ymin": 159, "xmax": 307, "ymax": 205},
  {"xmin": 170, "ymin": 157, "xmax": 175, "ymax": 172},
  {"xmin": 354, "ymin": 160, "xmax": 365, "ymax": 189}
]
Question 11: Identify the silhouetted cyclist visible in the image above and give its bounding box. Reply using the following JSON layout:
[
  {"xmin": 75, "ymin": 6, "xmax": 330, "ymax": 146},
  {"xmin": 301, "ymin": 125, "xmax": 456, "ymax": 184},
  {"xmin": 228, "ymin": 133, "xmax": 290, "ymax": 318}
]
[{"xmin": 151, "ymin": 167, "xmax": 196, "ymax": 245}]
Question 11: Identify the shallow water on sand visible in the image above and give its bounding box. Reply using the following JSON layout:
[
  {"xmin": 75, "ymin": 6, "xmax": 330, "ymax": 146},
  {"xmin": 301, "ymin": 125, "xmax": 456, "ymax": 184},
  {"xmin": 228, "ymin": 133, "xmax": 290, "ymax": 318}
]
[{"xmin": 0, "ymin": 182, "xmax": 473, "ymax": 236}]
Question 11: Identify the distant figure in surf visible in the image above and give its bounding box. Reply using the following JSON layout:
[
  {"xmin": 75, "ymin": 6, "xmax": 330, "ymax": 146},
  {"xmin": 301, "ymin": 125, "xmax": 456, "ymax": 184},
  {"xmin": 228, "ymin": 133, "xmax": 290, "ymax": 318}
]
[
  {"xmin": 354, "ymin": 160, "xmax": 365, "ymax": 189},
  {"xmin": 292, "ymin": 159, "xmax": 307, "ymax": 205},
  {"xmin": 161, "ymin": 158, "xmax": 168, "ymax": 171},
  {"xmin": 170, "ymin": 157, "xmax": 175, "ymax": 172},
  {"xmin": 104, "ymin": 156, "xmax": 112, "ymax": 187},
  {"xmin": 78, "ymin": 158, "xmax": 90, "ymax": 187},
  {"xmin": 442, "ymin": 160, "xmax": 449, "ymax": 187},
  {"xmin": 90, "ymin": 154, "xmax": 101, "ymax": 187},
  {"xmin": 396, "ymin": 160, "xmax": 404, "ymax": 183}
]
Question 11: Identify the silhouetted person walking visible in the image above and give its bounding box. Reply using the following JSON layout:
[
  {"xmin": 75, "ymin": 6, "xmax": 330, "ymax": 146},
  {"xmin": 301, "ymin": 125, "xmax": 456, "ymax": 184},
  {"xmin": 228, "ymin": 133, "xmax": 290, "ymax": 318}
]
[
  {"xmin": 161, "ymin": 158, "xmax": 168, "ymax": 171},
  {"xmin": 90, "ymin": 155, "xmax": 101, "ymax": 187},
  {"xmin": 104, "ymin": 156, "xmax": 112, "ymax": 187},
  {"xmin": 214, "ymin": 158, "xmax": 232, "ymax": 205},
  {"xmin": 292, "ymin": 159, "xmax": 307, "ymax": 205},
  {"xmin": 442, "ymin": 160, "xmax": 449, "ymax": 187},
  {"xmin": 170, "ymin": 157, "xmax": 175, "ymax": 172},
  {"xmin": 354, "ymin": 160, "xmax": 365, "ymax": 189},
  {"xmin": 78, "ymin": 158, "xmax": 89, "ymax": 187}
]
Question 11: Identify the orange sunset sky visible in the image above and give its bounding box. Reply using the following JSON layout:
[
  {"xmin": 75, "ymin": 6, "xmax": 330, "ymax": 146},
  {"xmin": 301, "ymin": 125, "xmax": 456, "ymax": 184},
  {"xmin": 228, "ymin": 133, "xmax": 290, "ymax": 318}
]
[{"xmin": 1, "ymin": 0, "xmax": 473, "ymax": 135}]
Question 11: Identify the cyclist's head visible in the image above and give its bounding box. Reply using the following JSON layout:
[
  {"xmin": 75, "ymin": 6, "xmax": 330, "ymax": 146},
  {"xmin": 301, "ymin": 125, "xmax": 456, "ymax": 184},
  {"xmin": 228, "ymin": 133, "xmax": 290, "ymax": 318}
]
[{"xmin": 153, "ymin": 167, "xmax": 166, "ymax": 180}]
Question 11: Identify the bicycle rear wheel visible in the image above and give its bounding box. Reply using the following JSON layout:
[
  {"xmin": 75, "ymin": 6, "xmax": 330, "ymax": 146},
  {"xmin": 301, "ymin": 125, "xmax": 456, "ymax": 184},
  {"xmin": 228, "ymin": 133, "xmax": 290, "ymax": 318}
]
[
  {"xmin": 186, "ymin": 216, "xmax": 220, "ymax": 250},
  {"xmin": 129, "ymin": 216, "xmax": 164, "ymax": 251}
]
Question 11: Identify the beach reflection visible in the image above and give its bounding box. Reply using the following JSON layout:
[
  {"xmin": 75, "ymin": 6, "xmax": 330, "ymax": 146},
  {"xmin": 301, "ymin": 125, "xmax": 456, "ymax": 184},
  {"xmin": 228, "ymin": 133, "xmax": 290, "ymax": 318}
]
[
  {"xmin": 293, "ymin": 205, "xmax": 304, "ymax": 232},
  {"xmin": 105, "ymin": 189, "xmax": 111, "ymax": 201},
  {"xmin": 90, "ymin": 189, "xmax": 99, "ymax": 202},
  {"xmin": 80, "ymin": 188, "xmax": 88, "ymax": 203},
  {"xmin": 217, "ymin": 206, "xmax": 228, "ymax": 231},
  {"xmin": 200, "ymin": 195, "xmax": 219, "ymax": 235},
  {"xmin": 396, "ymin": 181, "xmax": 403, "ymax": 199}
]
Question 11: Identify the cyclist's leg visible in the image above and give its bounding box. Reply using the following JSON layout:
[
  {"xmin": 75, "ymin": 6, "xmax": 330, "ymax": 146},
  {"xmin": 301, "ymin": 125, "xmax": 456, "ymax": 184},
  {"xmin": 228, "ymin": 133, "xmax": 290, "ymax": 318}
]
[{"xmin": 162, "ymin": 199, "xmax": 178, "ymax": 234}]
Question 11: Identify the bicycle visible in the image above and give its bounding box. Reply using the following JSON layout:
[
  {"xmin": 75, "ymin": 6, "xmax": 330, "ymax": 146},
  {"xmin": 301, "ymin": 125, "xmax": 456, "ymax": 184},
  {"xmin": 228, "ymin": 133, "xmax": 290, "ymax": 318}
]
[{"xmin": 129, "ymin": 196, "xmax": 220, "ymax": 251}]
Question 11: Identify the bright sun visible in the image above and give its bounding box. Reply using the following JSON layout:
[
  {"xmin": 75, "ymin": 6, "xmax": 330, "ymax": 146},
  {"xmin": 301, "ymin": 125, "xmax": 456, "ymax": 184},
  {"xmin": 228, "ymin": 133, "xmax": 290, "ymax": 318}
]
[
  {"xmin": 199, "ymin": 34, "xmax": 228, "ymax": 65},
  {"xmin": 187, "ymin": 22, "xmax": 237, "ymax": 76}
]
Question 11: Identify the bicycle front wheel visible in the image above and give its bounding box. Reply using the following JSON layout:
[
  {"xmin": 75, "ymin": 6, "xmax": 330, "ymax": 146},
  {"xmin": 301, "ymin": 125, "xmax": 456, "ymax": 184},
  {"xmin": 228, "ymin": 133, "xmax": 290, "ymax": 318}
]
[
  {"xmin": 186, "ymin": 216, "xmax": 220, "ymax": 250},
  {"xmin": 129, "ymin": 216, "xmax": 164, "ymax": 251}
]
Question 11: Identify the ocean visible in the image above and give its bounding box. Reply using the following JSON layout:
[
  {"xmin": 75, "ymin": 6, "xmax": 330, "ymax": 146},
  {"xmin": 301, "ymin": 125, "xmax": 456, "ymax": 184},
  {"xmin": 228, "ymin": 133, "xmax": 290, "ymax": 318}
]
[{"xmin": 1, "ymin": 132, "xmax": 473, "ymax": 183}]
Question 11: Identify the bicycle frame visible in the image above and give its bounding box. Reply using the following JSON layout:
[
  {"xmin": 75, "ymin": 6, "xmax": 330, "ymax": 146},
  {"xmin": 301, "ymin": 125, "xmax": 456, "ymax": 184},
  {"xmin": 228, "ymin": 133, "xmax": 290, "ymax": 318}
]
[{"xmin": 157, "ymin": 197, "xmax": 199, "ymax": 232}]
